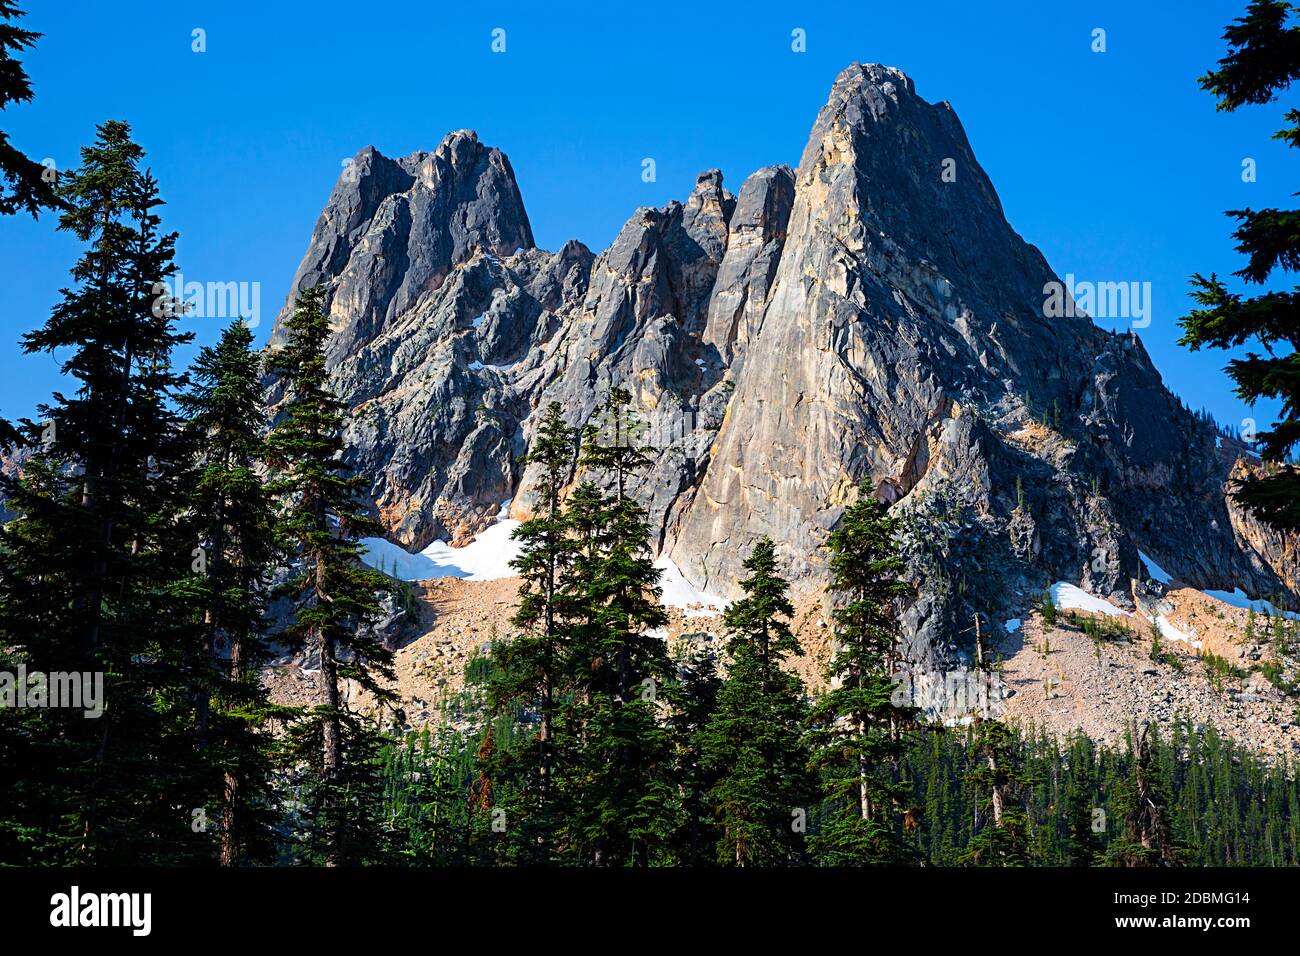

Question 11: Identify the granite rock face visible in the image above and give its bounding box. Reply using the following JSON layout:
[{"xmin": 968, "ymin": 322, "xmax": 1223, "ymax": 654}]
[
  {"xmin": 268, "ymin": 64, "xmax": 1297, "ymax": 710},
  {"xmin": 272, "ymin": 131, "xmax": 535, "ymax": 361}
]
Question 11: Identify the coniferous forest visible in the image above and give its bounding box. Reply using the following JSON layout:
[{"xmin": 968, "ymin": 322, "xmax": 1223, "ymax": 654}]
[{"xmin": 1, "ymin": 0, "xmax": 1300, "ymax": 887}]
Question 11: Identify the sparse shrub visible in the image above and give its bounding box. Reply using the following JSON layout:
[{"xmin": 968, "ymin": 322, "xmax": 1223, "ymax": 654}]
[
  {"xmin": 1040, "ymin": 588, "xmax": 1057, "ymax": 628},
  {"xmin": 1203, "ymin": 652, "xmax": 1245, "ymax": 694}
]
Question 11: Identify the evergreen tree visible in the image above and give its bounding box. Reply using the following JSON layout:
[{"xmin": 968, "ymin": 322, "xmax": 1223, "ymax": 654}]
[
  {"xmin": 479, "ymin": 401, "xmax": 578, "ymax": 861},
  {"xmin": 563, "ymin": 388, "xmax": 674, "ymax": 865},
  {"xmin": 917, "ymin": 730, "xmax": 958, "ymax": 865},
  {"xmin": 665, "ymin": 645, "xmax": 723, "ymax": 866},
  {"xmin": 1104, "ymin": 724, "xmax": 1181, "ymax": 867},
  {"xmin": 0, "ymin": 3, "xmax": 60, "ymax": 216},
  {"xmin": 959, "ymin": 719, "xmax": 1031, "ymax": 866},
  {"xmin": 0, "ymin": 121, "xmax": 200, "ymax": 863},
  {"xmin": 702, "ymin": 537, "xmax": 815, "ymax": 866},
  {"xmin": 178, "ymin": 319, "xmax": 283, "ymax": 864},
  {"xmin": 1179, "ymin": 0, "xmax": 1300, "ymax": 531},
  {"xmin": 264, "ymin": 286, "xmax": 394, "ymax": 866},
  {"xmin": 1064, "ymin": 736, "xmax": 1101, "ymax": 866},
  {"xmin": 808, "ymin": 480, "xmax": 917, "ymax": 864}
]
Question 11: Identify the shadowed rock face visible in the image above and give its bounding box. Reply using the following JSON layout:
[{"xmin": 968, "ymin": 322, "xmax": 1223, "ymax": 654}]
[{"xmin": 268, "ymin": 63, "xmax": 1297, "ymax": 702}]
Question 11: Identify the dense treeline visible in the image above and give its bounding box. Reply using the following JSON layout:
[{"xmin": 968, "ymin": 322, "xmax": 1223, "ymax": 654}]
[
  {"xmin": 910, "ymin": 719, "xmax": 1300, "ymax": 867},
  {"xmin": 379, "ymin": 707, "xmax": 1300, "ymax": 867},
  {"xmin": 0, "ymin": 100, "xmax": 396, "ymax": 863},
  {"xmin": 367, "ymin": 391, "xmax": 1298, "ymax": 868}
]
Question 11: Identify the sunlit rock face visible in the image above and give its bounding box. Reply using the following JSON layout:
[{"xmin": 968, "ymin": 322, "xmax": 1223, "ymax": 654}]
[{"xmin": 267, "ymin": 64, "xmax": 1296, "ymax": 700}]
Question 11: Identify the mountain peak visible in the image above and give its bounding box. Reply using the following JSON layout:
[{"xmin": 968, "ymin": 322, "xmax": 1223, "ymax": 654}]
[
  {"xmin": 835, "ymin": 61, "xmax": 916, "ymax": 94},
  {"xmin": 270, "ymin": 129, "xmax": 533, "ymax": 355},
  {"xmin": 268, "ymin": 67, "xmax": 1297, "ymax": 719},
  {"xmin": 431, "ymin": 128, "xmax": 483, "ymax": 168}
]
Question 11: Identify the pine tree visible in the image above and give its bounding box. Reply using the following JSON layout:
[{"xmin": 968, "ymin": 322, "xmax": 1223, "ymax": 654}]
[
  {"xmin": 0, "ymin": 3, "xmax": 60, "ymax": 216},
  {"xmin": 959, "ymin": 719, "xmax": 1032, "ymax": 866},
  {"xmin": 918, "ymin": 730, "xmax": 957, "ymax": 864},
  {"xmin": 179, "ymin": 319, "xmax": 283, "ymax": 864},
  {"xmin": 478, "ymin": 401, "xmax": 578, "ymax": 861},
  {"xmin": 0, "ymin": 121, "xmax": 201, "ymax": 863},
  {"xmin": 1104, "ymin": 723, "xmax": 1181, "ymax": 867},
  {"xmin": 665, "ymin": 645, "xmax": 723, "ymax": 866},
  {"xmin": 264, "ymin": 286, "xmax": 394, "ymax": 866},
  {"xmin": 808, "ymin": 480, "xmax": 917, "ymax": 865},
  {"xmin": 563, "ymin": 388, "xmax": 674, "ymax": 866},
  {"xmin": 1064, "ymin": 735, "xmax": 1101, "ymax": 866},
  {"xmin": 702, "ymin": 537, "xmax": 815, "ymax": 866},
  {"xmin": 1179, "ymin": 0, "xmax": 1300, "ymax": 531}
]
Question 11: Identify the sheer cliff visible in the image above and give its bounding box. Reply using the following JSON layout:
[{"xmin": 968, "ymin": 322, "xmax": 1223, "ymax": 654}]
[{"xmin": 267, "ymin": 64, "xmax": 1296, "ymax": 703}]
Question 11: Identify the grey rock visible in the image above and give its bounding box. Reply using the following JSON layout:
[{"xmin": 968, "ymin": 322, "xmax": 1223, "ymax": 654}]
[{"xmin": 266, "ymin": 62, "xmax": 1299, "ymax": 716}]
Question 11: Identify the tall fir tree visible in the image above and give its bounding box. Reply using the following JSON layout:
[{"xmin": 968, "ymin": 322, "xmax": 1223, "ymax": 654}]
[
  {"xmin": 179, "ymin": 319, "xmax": 284, "ymax": 864},
  {"xmin": 563, "ymin": 387, "xmax": 675, "ymax": 865},
  {"xmin": 1179, "ymin": 0, "xmax": 1300, "ymax": 531},
  {"xmin": 0, "ymin": 121, "xmax": 201, "ymax": 863},
  {"xmin": 264, "ymin": 286, "xmax": 394, "ymax": 866},
  {"xmin": 665, "ymin": 645, "xmax": 723, "ymax": 866},
  {"xmin": 1103, "ymin": 724, "xmax": 1181, "ymax": 867},
  {"xmin": 807, "ymin": 480, "xmax": 917, "ymax": 865},
  {"xmin": 959, "ymin": 719, "xmax": 1031, "ymax": 866},
  {"xmin": 479, "ymin": 401, "xmax": 578, "ymax": 861},
  {"xmin": 1064, "ymin": 735, "xmax": 1101, "ymax": 866},
  {"xmin": 0, "ymin": 2, "xmax": 60, "ymax": 217},
  {"xmin": 702, "ymin": 537, "xmax": 815, "ymax": 866}
]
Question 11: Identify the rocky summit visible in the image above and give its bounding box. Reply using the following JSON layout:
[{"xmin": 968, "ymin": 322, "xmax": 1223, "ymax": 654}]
[{"xmin": 267, "ymin": 63, "xmax": 1297, "ymax": 713}]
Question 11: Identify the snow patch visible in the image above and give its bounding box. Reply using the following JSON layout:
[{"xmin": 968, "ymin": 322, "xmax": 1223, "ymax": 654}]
[
  {"xmin": 1153, "ymin": 614, "xmax": 1200, "ymax": 649},
  {"xmin": 1050, "ymin": 582, "xmax": 1128, "ymax": 618},
  {"xmin": 1204, "ymin": 588, "xmax": 1300, "ymax": 621},
  {"xmin": 1138, "ymin": 550, "xmax": 1173, "ymax": 585},
  {"xmin": 360, "ymin": 500, "xmax": 523, "ymax": 582},
  {"xmin": 469, "ymin": 358, "xmax": 520, "ymax": 373},
  {"xmin": 1048, "ymin": 581, "xmax": 1206, "ymax": 649},
  {"xmin": 654, "ymin": 556, "xmax": 726, "ymax": 618},
  {"xmin": 361, "ymin": 508, "xmax": 728, "ymax": 620},
  {"xmin": 1004, "ymin": 618, "xmax": 1021, "ymax": 633}
]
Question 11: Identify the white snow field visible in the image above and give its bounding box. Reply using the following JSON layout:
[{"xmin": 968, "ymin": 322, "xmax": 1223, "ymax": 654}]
[
  {"xmin": 1049, "ymin": 582, "xmax": 1128, "ymax": 618},
  {"xmin": 1048, "ymin": 581, "xmax": 1201, "ymax": 647},
  {"xmin": 653, "ymin": 556, "xmax": 727, "ymax": 617},
  {"xmin": 360, "ymin": 505, "xmax": 729, "ymax": 618},
  {"xmin": 360, "ymin": 501, "xmax": 523, "ymax": 581}
]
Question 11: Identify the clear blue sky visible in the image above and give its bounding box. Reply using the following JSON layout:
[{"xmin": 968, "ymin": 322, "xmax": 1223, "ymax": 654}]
[{"xmin": 0, "ymin": 0, "xmax": 1291, "ymax": 430}]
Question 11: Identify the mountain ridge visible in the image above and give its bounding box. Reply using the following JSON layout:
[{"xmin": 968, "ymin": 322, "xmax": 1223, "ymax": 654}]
[{"xmin": 266, "ymin": 62, "xmax": 1298, "ymax": 712}]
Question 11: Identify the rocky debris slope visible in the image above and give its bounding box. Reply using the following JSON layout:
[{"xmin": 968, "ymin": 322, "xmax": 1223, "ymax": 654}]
[
  {"xmin": 266, "ymin": 63, "xmax": 1297, "ymax": 717},
  {"xmin": 261, "ymin": 572, "xmax": 1300, "ymax": 764},
  {"xmin": 264, "ymin": 576, "xmax": 831, "ymax": 733},
  {"xmin": 998, "ymin": 590, "xmax": 1300, "ymax": 764}
]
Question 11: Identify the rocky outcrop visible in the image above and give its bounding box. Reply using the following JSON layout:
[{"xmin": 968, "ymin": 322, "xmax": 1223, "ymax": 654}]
[
  {"xmin": 702, "ymin": 164, "xmax": 795, "ymax": 368},
  {"xmin": 267, "ymin": 63, "xmax": 1297, "ymax": 713},
  {"xmin": 272, "ymin": 130, "xmax": 534, "ymax": 361}
]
